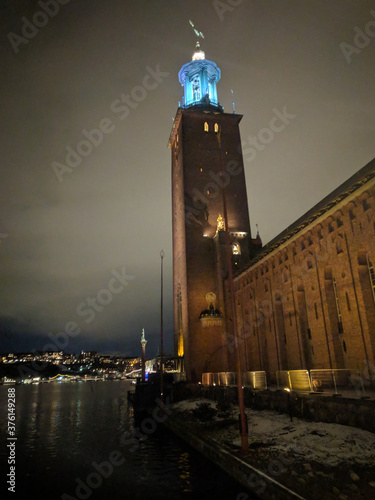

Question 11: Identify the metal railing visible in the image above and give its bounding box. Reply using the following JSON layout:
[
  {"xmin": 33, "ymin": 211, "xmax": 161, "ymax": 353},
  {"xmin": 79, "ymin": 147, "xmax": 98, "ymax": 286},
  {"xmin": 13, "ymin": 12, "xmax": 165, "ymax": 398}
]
[
  {"xmin": 182, "ymin": 98, "xmax": 223, "ymax": 111},
  {"xmin": 202, "ymin": 368, "xmax": 373, "ymax": 396},
  {"xmin": 243, "ymin": 371, "xmax": 267, "ymax": 390},
  {"xmin": 276, "ymin": 370, "xmax": 312, "ymax": 392},
  {"xmin": 202, "ymin": 371, "xmax": 267, "ymax": 390},
  {"xmin": 309, "ymin": 368, "xmax": 371, "ymax": 396}
]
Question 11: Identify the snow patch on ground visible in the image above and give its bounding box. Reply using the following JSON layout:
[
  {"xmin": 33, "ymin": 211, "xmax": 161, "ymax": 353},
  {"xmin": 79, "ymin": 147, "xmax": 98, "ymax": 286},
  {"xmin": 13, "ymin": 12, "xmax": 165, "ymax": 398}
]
[{"xmin": 172, "ymin": 400, "xmax": 375, "ymax": 468}]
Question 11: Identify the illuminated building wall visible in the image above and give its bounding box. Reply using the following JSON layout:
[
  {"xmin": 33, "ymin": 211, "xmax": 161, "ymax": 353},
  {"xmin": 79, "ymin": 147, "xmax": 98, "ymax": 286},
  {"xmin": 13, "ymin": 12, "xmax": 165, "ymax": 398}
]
[{"xmin": 229, "ymin": 159, "xmax": 375, "ymax": 382}]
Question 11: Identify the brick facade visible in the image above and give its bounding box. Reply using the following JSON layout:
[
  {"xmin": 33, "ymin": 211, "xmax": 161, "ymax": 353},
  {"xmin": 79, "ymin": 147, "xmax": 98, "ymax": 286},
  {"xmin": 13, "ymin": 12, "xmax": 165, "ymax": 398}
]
[
  {"xmin": 169, "ymin": 107, "xmax": 254, "ymax": 381},
  {"xmin": 230, "ymin": 159, "xmax": 375, "ymax": 383}
]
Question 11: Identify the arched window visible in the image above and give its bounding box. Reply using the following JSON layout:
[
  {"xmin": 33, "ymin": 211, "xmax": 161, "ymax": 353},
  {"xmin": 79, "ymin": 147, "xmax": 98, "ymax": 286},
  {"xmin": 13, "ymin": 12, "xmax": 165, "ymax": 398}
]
[
  {"xmin": 214, "ymin": 123, "xmax": 219, "ymax": 133},
  {"xmin": 204, "ymin": 122, "xmax": 209, "ymax": 132}
]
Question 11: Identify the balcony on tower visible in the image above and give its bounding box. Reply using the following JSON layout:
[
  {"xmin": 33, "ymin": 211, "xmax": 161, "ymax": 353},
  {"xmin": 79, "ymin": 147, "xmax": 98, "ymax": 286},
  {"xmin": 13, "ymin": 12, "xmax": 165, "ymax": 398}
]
[
  {"xmin": 178, "ymin": 42, "xmax": 223, "ymax": 112},
  {"xmin": 199, "ymin": 292, "xmax": 223, "ymax": 328}
]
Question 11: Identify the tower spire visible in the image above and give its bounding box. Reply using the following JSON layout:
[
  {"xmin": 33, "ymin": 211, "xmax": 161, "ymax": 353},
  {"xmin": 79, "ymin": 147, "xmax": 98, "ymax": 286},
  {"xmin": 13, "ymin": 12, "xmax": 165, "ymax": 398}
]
[
  {"xmin": 178, "ymin": 23, "xmax": 222, "ymax": 111},
  {"xmin": 192, "ymin": 40, "xmax": 205, "ymax": 61},
  {"xmin": 189, "ymin": 20, "xmax": 205, "ymax": 61}
]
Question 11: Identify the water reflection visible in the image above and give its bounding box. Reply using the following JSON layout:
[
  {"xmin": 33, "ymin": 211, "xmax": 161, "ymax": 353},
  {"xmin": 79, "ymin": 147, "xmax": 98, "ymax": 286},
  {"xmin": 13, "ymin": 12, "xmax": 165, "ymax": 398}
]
[{"xmin": 0, "ymin": 381, "xmax": 251, "ymax": 500}]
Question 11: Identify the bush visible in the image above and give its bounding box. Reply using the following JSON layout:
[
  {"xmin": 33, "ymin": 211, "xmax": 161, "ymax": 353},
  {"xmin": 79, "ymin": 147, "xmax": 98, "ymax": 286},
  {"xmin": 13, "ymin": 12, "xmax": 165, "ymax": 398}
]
[
  {"xmin": 216, "ymin": 399, "xmax": 232, "ymax": 418},
  {"xmin": 192, "ymin": 402, "xmax": 217, "ymax": 422}
]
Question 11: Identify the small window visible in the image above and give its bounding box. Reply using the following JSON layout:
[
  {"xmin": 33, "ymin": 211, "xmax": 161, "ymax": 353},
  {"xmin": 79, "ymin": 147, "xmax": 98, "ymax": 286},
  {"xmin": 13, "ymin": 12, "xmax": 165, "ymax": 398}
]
[
  {"xmin": 368, "ymin": 256, "xmax": 375, "ymax": 303},
  {"xmin": 346, "ymin": 292, "xmax": 351, "ymax": 310},
  {"xmin": 333, "ymin": 277, "xmax": 343, "ymax": 324},
  {"xmin": 204, "ymin": 122, "xmax": 209, "ymax": 132},
  {"xmin": 307, "ymin": 328, "xmax": 312, "ymax": 340},
  {"xmin": 343, "ymin": 340, "xmax": 347, "ymax": 353},
  {"xmin": 362, "ymin": 199, "xmax": 370, "ymax": 211},
  {"xmin": 214, "ymin": 123, "xmax": 219, "ymax": 133}
]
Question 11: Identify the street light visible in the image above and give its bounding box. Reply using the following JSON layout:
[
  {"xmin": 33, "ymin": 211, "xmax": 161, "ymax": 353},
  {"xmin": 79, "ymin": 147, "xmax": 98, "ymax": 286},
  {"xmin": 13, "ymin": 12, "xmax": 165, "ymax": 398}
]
[
  {"xmin": 217, "ymin": 127, "xmax": 249, "ymax": 456},
  {"xmin": 160, "ymin": 250, "xmax": 164, "ymax": 402}
]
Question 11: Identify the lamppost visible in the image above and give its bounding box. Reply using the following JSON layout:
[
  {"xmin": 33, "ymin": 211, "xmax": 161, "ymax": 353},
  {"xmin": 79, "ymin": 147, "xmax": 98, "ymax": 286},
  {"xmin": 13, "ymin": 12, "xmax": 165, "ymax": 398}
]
[
  {"xmin": 160, "ymin": 250, "xmax": 164, "ymax": 401},
  {"xmin": 217, "ymin": 127, "xmax": 249, "ymax": 456}
]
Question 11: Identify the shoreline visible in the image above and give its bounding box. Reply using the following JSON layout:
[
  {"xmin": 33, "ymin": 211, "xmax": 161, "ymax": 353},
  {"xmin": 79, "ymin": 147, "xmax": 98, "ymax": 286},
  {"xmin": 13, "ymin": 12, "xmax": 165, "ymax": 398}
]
[{"xmin": 159, "ymin": 397, "xmax": 375, "ymax": 500}]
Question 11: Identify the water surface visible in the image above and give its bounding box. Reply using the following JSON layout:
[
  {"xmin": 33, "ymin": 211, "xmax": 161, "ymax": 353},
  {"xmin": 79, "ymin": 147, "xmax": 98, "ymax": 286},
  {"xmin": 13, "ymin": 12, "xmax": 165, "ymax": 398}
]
[{"xmin": 0, "ymin": 381, "xmax": 252, "ymax": 500}]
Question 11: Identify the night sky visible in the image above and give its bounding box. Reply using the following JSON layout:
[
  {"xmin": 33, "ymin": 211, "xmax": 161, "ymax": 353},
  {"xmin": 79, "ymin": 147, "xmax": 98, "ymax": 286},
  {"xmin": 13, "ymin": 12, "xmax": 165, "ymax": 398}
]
[{"xmin": 0, "ymin": 0, "xmax": 374, "ymax": 357}]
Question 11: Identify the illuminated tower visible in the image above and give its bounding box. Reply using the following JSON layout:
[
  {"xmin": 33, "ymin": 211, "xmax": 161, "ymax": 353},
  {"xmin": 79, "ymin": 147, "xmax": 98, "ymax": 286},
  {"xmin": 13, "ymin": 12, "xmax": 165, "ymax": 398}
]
[
  {"xmin": 140, "ymin": 328, "xmax": 147, "ymax": 382},
  {"xmin": 168, "ymin": 41, "xmax": 256, "ymax": 382}
]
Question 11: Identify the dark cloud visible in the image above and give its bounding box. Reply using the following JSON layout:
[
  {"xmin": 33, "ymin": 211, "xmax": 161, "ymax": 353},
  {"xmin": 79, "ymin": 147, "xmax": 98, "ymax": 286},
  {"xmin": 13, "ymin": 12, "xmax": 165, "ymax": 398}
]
[{"xmin": 0, "ymin": 0, "xmax": 374, "ymax": 355}]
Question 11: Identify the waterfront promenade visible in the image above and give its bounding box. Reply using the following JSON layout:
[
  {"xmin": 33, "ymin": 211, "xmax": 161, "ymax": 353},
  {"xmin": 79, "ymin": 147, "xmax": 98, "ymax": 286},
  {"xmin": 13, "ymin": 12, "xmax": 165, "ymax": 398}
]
[{"xmin": 134, "ymin": 382, "xmax": 375, "ymax": 499}]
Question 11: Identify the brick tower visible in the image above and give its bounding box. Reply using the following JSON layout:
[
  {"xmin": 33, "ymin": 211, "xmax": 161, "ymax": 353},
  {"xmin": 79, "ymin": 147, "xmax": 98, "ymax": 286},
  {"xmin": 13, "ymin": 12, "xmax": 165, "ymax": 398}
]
[{"xmin": 168, "ymin": 42, "xmax": 257, "ymax": 382}]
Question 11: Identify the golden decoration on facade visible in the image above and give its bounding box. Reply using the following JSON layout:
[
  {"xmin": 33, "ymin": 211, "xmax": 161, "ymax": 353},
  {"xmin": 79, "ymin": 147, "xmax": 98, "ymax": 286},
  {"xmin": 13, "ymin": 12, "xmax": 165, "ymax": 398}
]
[{"xmin": 217, "ymin": 214, "xmax": 225, "ymax": 232}]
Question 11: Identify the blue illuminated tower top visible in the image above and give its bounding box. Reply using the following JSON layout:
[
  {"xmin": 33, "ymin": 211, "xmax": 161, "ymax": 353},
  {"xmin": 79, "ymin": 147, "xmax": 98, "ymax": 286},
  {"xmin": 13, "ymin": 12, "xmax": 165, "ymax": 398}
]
[{"xmin": 179, "ymin": 41, "xmax": 223, "ymax": 111}]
